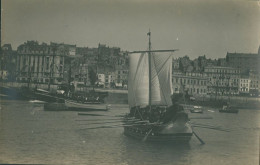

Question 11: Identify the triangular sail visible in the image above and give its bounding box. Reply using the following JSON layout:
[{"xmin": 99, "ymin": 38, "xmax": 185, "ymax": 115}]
[{"xmin": 128, "ymin": 53, "xmax": 173, "ymax": 107}]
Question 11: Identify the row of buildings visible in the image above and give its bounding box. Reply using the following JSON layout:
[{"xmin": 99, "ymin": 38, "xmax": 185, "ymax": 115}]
[
  {"xmin": 172, "ymin": 46, "xmax": 260, "ymax": 96},
  {"xmin": 0, "ymin": 41, "xmax": 129, "ymax": 89},
  {"xmin": 1, "ymin": 41, "xmax": 260, "ymax": 95}
]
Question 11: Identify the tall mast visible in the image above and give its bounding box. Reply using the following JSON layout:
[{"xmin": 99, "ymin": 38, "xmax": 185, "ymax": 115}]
[{"xmin": 147, "ymin": 30, "xmax": 152, "ymax": 108}]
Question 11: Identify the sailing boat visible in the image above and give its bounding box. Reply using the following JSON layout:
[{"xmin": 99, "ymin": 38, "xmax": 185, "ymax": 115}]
[{"xmin": 123, "ymin": 31, "xmax": 193, "ymax": 142}]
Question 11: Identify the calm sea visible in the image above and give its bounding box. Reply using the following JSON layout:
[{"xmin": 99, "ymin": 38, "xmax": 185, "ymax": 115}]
[{"xmin": 0, "ymin": 100, "xmax": 259, "ymax": 165}]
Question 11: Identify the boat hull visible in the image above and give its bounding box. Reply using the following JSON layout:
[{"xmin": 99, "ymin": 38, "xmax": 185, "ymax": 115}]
[
  {"xmin": 123, "ymin": 119, "xmax": 193, "ymax": 143},
  {"xmin": 65, "ymin": 100, "xmax": 110, "ymax": 111},
  {"xmin": 44, "ymin": 102, "xmax": 68, "ymax": 111},
  {"xmin": 124, "ymin": 127, "xmax": 192, "ymax": 143},
  {"xmin": 190, "ymin": 110, "xmax": 203, "ymax": 113},
  {"xmin": 219, "ymin": 109, "xmax": 238, "ymax": 113}
]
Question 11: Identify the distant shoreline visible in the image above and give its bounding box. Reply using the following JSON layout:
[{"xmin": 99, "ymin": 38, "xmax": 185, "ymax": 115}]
[{"xmin": 1, "ymin": 82, "xmax": 259, "ymax": 109}]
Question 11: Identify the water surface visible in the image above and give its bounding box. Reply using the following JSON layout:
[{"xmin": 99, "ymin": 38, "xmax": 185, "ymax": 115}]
[{"xmin": 0, "ymin": 100, "xmax": 259, "ymax": 164}]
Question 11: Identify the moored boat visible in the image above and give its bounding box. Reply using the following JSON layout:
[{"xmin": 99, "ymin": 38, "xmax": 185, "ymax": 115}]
[
  {"xmin": 44, "ymin": 102, "xmax": 68, "ymax": 111},
  {"xmin": 65, "ymin": 99, "xmax": 110, "ymax": 111},
  {"xmin": 190, "ymin": 106, "xmax": 203, "ymax": 113},
  {"xmin": 123, "ymin": 31, "xmax": 193, "ymax": 142},
  {"xmin": 219, "ymin": 105, "xmax": 238, "ymax": 113}
]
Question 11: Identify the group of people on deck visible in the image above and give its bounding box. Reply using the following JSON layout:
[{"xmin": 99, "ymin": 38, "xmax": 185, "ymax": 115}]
[{"xmin": 129, "ymin": 94, "xmax": 185, "ymax": 124}]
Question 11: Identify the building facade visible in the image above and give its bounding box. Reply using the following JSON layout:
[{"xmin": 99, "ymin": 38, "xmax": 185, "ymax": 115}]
[
  {"xmin": 204, "ymin": 66, "xmax": 241, "ymax": 95},
  {"xmin": 239, "ymin": 77, "xmax": 251, "ymax": 94},
  {"xmin": 0, "ymin": 44, "xmax": 17, "ymax": 81},
  {"xmin": 248, "ymin": 70, "xmax": 260, "ymax": 96},
  {"xmin": 226, "ymin": 46, "xmax": 260, "ymax": 74},
  {"xmin": 172, "ymin": 71, "xmax": 208, "ymax": 96},
  {"xmin": 16, "ymin": 41, "xmax": 73, "ymax": 85}
]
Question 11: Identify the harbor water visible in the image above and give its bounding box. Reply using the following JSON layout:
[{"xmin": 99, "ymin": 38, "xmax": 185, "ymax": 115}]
[{"xmin": 0, "ymin": 100, "xmax": 259, "ymax": 164}]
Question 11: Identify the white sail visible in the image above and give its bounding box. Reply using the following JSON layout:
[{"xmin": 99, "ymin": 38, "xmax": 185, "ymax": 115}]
[
  {"xmin": 128, "ymin": 52, "xmax": 173, "ymax": 107},
  {"xmin": 128, "ymin": 53, "xmax": 149, "ymax": 107}
]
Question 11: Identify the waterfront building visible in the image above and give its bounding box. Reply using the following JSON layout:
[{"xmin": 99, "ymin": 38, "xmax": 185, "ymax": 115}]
[
  {"xmin": 16, "ymin": 41, "xmax": 74, "ymax": 85},
  {"xmin": 105, "ymin": 74, "xmax": 113, "ymax": 88},
  {"xmin": 248, "ymin": 70, "xmax": 260, "ymax": 96},
  {"xmin": 0, "ymin": 44, "xmax": 17, "ymax": 81},
  {"xmin": 217, "ymin": 58, "xmax": 227, "ymax": 67},
  {"xmin": 239, "ymin": 76, "xmax": 251, "ymax": 94},
  {"xmin": 72, "ymin": 63, "xmax": 89, "ymax": 85},
  {"xmin": 97, "ymin": 73, "xmax": 105, "ymax": 87},
  {"xmin": 76, "ymin": 47, "xmax": 98, "ymax": 65},
  {"xmin": 226, "ymin": 46, "xmax": 260, "ymax": 74},
  {"xmin": 97, "ymin": 72, "xmax": 113, "ymax": 88},
  {"xmin": 172, "ymin": 71, "xmax": 208, "ymax": 96},
  {"xmin": 204, "ymin": 66, "xmax": 241, "ymax": 95},
  {"xmin": 0, "ymin": 70, "xmax": 8, "ymax": 80},
  {"xmin": 111, "ymin": 66, "xmax": 128, "ymax": 89}
]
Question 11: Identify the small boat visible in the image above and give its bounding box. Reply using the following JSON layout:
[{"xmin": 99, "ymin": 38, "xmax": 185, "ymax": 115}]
[
  {"xmin": 219, "ymin": 105, "xmax": 238, "ymax": 113},
  {"xmin": 190, "ymin": 106, "xmax": 203, "ymax": 113},
  {"xmin": 44, "ymin": 102, "xmax": 68, "ymax": 111},
  {"xmin": 44, "ymin": 99, "xmax": 68, "ymax": 111},
  {"xmin": 124, "ymin": 31, "xmax": 193, "ymax": 143},
  {"xmin": 65, "ymin": 100, "xmax": 110, "ymax": 111},
  {"xmin": 29, "ymin": 100, "xmax": 46, "ymax": 103}
]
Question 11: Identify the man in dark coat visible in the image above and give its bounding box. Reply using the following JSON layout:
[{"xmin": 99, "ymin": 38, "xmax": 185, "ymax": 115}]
[{"xmin": 162, "ymin": 94, "xmax": 184, "ymax": 124}]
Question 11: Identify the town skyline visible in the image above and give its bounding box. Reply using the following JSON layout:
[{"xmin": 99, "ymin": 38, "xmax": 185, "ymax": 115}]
[{"xmin": 2, "ymin": 0, "xmax": 260, "ymax": 59}]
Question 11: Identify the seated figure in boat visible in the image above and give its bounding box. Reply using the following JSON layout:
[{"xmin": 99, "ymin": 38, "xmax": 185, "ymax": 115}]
[
  {"xmin": 162, "ymin": 94, "xmax": 185, "ymax": 124},
  {"xmin": 149, "ymin": 106, "xmax": 161, "ymax": 123}
]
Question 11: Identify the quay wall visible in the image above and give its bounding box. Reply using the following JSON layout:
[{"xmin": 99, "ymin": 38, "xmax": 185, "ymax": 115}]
[
  {"xmin": 1, "ymin": 82, "xmax": 259, "ymax": 108},
  {"xmin": 0, "ymin": 82, "xmax": 58, "ymax": 93}
]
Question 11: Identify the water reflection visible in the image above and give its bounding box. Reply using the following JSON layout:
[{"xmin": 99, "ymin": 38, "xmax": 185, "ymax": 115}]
[{"xmin": 121, "ymin": 135, "xmax": 191, "ymax": 165}]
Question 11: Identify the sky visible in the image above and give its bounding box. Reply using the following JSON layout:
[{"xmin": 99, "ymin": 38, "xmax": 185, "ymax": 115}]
[{"xmin": 1, "ymin": 0, "xmax": 260, "ymax": 59}]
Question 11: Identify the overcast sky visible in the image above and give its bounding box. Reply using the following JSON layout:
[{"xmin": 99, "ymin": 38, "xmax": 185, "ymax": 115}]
[{"xmin": 2, "ymin": 0, "xmax": 260, "ymax": 59}]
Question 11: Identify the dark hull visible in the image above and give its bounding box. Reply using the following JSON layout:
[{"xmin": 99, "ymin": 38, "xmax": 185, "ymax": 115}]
[
  {"xmin": 44, "ymin": 103, "xmax": 68, "ymax": 111},
  {"xmin": 124, "ymin": 126, "xmax": 192, "ymax": 143},
  {"xmin": 190, "ymin": 110, "xmax": 203, "ymax": 113},
  {"xmin": 219, "ymin": 109, "xmax": 238, "ymax": 113},
  {"xmin": 65, "ymin": 100, "xmax": 109, "ymax": 111}
]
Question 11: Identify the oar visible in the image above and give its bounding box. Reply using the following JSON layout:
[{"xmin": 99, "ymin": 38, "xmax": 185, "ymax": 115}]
[
  {"xmin": 190, "ymin": 122, "xmax": 226, "ymax": 130},
  {"xmin": 192, "ymin": 125, "xmax": 230, "ymax": 132},
  {"xmin": 76, "ymin": 118, "xmax": 124, "ymax": 121},
  {"xmin": 78, "ymin": 120, "xmax": 124, "ymax": 125},
  {"xmin": 193, "ymin": 130, "xmax": 205, "ymax": 145},
  {"xmin": 76, "ymin": 118, "xmax": 139, "ymax": 122},
  {"xmin": 142, "ymin": 128, "xmax": 153, "ymax": 142},
  {"xmin": 191, "ymin": 122, "xmax": 221, "ymax": 128},
  {"xmin": 80, "ymin": 123, "xmax": 147, "ymax": 130},
  {"xmin": 80, "ymin": 122, "xmax": 158, "ymax": 130},
  {"xmin": 78, "ymin": 112, "xmax": 126, "ymax": 117},
  {"xmin": 78, "ymin": 119, "xmax": 144, "ymax": 125},
  {"xmin": 189, "ymin": 117, "xmax": 213, "ymax": 119}
]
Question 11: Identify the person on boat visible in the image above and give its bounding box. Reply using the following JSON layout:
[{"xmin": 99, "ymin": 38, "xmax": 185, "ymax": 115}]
[{"xmin": 162, "ymin": 94, "xmax": 184, "ymax": 124}]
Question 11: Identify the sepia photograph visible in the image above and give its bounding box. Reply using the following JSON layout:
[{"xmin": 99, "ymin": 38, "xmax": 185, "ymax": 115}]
[{"xmin": 0, "ymin": 0, "xmax": 260, "ymax": 164}]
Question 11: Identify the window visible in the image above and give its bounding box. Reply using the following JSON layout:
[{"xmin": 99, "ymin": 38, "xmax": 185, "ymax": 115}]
[
  {"xmin": 23, "ymin": 57, "xmax": 26, "ymax": 67},
  {"xmin": 46, "ymin": 57, "xmax": 50, "ymax": 70},
  {"xmin": 60, "ymin": 57, "xmax": 63, "ymax": 65}
]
